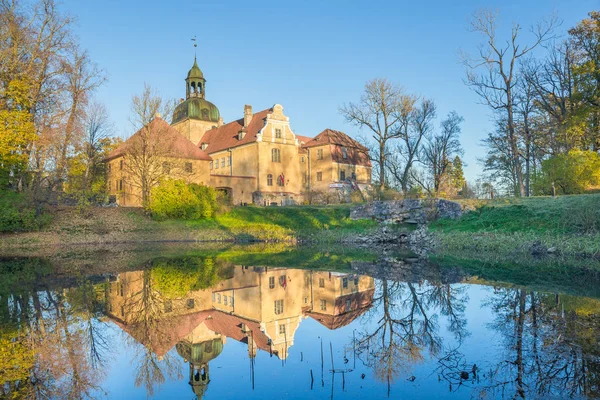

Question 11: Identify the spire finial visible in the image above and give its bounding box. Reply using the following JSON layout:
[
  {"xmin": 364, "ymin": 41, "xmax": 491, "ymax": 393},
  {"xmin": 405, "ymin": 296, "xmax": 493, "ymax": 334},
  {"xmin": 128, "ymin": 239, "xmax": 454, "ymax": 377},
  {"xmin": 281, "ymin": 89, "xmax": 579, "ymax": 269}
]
[{"xmin": 191, "ymin": 36, "xmax": 197, "ymax": 59}]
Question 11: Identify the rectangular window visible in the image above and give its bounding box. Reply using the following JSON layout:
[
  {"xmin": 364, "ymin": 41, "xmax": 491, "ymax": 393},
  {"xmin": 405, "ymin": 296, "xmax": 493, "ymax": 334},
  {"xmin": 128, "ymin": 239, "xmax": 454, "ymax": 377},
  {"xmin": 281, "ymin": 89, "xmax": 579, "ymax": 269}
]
[
  {"xmin": 316, "ymin": 172, "xmax": 322, "ymax": 182},
  {"xmin": 319, "ymin": 278, "xmax": 325, "ymax": 288},
  {"xmin": 107, "ymin": 163, "xmax": 112, "ymax": 172},
  {"xmin": 275, "ymin": 128, "xmax": 282, "ymax": 139},
  {"xmin": 187, "ymin": 299, "xmax": 195, "ymax": 309},
  {"xmin": 320, "ymin": 299, "xmax": 327, "ymax": 311},
  {"xmin": 301, "ymin": 156, "xmax": 305, "ymax": 163},
  {"xmin": 217, "ymin": 293, "xmax": 221, "ymax": 303},
  {"xmin": 108, "ymin": 180, "xmax": 112, "ymax": 191},
  {"xmin": 352, "ymin": 172, "xmax": 356, "ymax": 180},
  {"xmin": 120, "ymin": 160, "xmax": 124, "ymax": 170},
  {"xmin": 346, "ymin": 299, "xmax": 352, "ymax": 311},
  {"xmin": 272, "ymin": 148, "xmax": 281, "ymax": 162},
  {"xmin": 119, "ymin": 180, "xmax": 123, "ymax": 191},
  {"xmin": 342, "ymin": 147, "xmax": 348, "ymax": 159},
  {"xmin": 343, "ymin": 277, "xmax": 348, "ymax": 288},
  {"xmin": 279, "ymin": 324, "xmax": 286, "ymax": 334},
  {"xmin": 212, "ymin": 293, "xmax": 216, "ymax": 302},
  {"xmin": 224, "ymin": 296, "xmax": 228, "ymax": 306},
  {"xmin": 354, "ymin": 277, "xmax": 359, "ymax": 285},
  {"xmin": 215, "ymin": 160, "xmax": 219, "ymax": 169},
  {"xmin": 267, "ymin": 174, "xmax": 273, "ymax": 186},
  {"xmin": 340, "ymin": 170, "xmax": 346, "ymax": 181},
  {"xmin": 221, "ymin": 157, "xmax": 225, "ymax": 168},
  {"xmin": 304, "ymin": 296, "xmax": 308, "ymax": 304},
  {"xmin": 230, "ymin": 296, "xmax": 234, "ymax": 307},
  {"xmin": 317, "ymin": 149, "xmax": 323, "ymax": 160},
  {"xmin": 269, "ymin": 276, "xmax": 275, "ymax": 289},
  {"xmin": 226, "ymin": 156, "xmax": 231, "ymax": 166},
  {"xmin": 185, "ymin": 162, "xmax": 193, "ymax": 173},
  {"xmin": 210, "ymin": 161, "xmax": 213, "ymax": 170},
  {"xmin": 274, "ymin": 299, "xmax": 284, "ymax": 315}
]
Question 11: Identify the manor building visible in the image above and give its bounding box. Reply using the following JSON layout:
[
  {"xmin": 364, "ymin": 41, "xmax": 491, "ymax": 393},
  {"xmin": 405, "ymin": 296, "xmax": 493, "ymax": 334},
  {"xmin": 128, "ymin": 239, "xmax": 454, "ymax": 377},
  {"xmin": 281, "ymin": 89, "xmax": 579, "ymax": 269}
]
[{"xmin": 107, "ymin": 58, "xmax": 371, "ymax": 206}]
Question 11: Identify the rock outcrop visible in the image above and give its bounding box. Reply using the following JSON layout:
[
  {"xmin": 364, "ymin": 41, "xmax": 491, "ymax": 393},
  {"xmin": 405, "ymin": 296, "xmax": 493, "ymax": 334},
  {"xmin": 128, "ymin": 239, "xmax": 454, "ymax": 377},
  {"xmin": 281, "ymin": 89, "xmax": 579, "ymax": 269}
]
[
  {"xmin": 350, "ymin": 199, "xmax": 464, "ymax": 223},
  {"xmin": 349, "ymin": 199, "xmax": 463, "ymax": 255}
]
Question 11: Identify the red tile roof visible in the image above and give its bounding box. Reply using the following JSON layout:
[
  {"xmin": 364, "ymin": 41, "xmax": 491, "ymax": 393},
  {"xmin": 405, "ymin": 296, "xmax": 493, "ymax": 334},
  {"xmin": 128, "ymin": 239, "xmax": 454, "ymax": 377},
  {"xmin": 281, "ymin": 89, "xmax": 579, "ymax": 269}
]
[
  {"xmin": 199, "ymin": 108, "xmax": 272, "ymax": 154},
  {"xmin": 296, "ymin": 135, "xmax": 313, "ymax": 144},
  {"xmin": 110, "ymin": 309, "xmax": 277, "ymax": 358},
  {"xmin": 106, "ymin": 117, "xmax": 212, "ymax": 161},
  {"xmin": 110, "ymin": 311, "xmax": 210, "ymax": 357},
  {"xmin": 203, "ymin": 311, "xmax": 274, "ymax": 356},
  {"xmin": 302, "ymin": 129, "xmax": 367, "ymax": 151}
]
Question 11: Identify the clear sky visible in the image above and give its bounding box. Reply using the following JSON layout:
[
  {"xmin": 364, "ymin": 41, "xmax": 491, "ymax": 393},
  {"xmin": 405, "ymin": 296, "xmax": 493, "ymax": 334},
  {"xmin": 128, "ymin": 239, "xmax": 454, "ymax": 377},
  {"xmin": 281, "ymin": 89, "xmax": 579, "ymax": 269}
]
[{"xmin": 62, "ymin": 0, "xmax": 596, "ymax": 181}]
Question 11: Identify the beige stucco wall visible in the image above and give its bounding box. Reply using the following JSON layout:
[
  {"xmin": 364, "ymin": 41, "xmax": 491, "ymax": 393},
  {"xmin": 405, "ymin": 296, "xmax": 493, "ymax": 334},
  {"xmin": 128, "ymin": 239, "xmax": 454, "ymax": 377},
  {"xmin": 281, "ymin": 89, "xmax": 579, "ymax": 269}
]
[
  {"xmin": 172, "ymin": 118, "xmax": 219, "ymax": 146},
  {"xmin": 209, "ymin": 175, "xmax": 256, "ymax": 205},
  {"xmin": 107, "ymin": 156, "xmax": 211, "ymax": 207},
  {"xmin": 306, "ymin": 145, "xmax": 372, "ymax": 193},
  {"xmin": 306, "ymin": 144, "xmax": 334, "ymax": 192}
]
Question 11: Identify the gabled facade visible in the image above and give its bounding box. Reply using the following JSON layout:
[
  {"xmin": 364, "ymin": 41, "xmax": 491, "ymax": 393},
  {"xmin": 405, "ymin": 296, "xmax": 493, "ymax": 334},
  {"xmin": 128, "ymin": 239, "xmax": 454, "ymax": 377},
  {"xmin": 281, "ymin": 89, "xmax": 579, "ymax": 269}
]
[{"xmin": 107, "ymin": 58, "xmax": 372, "ymax": 207}]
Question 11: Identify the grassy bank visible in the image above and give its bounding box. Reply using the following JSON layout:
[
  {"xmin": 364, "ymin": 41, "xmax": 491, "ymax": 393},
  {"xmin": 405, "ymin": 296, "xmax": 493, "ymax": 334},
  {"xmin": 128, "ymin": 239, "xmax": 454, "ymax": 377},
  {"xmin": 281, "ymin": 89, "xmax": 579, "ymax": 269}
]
[
  {"xmin": 430, "ymin": 194, "xmax": 600, "ymax": 260},
  {"xmin": 0, "ymin": 205, "xmax": 378, "ymax": 250}
]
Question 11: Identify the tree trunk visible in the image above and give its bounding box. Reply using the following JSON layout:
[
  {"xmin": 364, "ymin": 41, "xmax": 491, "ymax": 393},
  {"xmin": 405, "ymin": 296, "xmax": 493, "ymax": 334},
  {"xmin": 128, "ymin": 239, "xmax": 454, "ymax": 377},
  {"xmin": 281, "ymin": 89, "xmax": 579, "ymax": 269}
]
[{"xmin": 379, "ymin": 141, "xmax": 386, "ymax": 191}]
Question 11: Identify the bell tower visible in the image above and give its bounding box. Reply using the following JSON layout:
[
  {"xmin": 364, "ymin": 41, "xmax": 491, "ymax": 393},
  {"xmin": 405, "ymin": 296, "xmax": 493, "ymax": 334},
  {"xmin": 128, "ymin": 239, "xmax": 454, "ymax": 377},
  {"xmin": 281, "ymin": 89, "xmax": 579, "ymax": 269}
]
[{"xmin": 186, "ymin": 57, "xmax": 206, "ymax": 99}]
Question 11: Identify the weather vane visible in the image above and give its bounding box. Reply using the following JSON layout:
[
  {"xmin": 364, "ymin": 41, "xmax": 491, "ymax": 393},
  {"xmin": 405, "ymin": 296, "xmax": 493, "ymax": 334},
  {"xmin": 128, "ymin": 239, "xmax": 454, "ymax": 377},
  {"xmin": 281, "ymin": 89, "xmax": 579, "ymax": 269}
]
[{"xmin": 191, "ymin": 36, "xmax": 197, "ymax": 55}]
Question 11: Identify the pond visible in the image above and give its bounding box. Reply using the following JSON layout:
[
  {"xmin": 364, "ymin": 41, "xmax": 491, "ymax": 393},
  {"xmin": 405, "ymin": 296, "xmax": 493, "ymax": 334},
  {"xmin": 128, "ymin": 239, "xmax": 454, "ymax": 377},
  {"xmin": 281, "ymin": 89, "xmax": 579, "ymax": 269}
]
[{"xmin": 1, "ymin": 245, "xmax": 599, "ymax": 399}]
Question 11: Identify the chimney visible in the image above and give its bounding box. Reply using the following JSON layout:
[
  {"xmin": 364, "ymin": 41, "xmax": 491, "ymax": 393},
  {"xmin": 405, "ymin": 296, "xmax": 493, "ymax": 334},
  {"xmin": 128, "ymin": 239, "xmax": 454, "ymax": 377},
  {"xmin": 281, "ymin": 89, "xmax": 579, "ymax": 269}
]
[
  {"xmin": 243, "ymin": 104, "xmax": 252, "ymax": 128},
  {"xmin": 154, "ymin": 113, "xmax": 162, "ymax": 120}
]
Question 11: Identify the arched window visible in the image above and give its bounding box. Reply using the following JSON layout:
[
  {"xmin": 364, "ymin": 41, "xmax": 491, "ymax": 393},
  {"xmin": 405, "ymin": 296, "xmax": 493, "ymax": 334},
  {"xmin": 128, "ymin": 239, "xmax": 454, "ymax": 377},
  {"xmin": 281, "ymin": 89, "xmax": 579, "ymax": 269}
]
[
  {"xmin": 271, "ymin": 148, "xmax": 281, "ymax": 162},
  {"xmin": 267, "ymin": 174, "xmax": 273, "ymax": 186}
]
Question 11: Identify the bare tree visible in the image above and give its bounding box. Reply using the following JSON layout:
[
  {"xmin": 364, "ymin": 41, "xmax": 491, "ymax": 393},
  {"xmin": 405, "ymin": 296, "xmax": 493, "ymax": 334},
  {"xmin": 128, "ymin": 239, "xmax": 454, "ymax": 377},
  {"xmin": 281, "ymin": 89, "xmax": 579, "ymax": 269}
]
[
  {"xmin": 462, "ymin": 10, "xmax": 558, "ymax": 196},
  {"xmin": 420, "ymin": 112, "xmax": 464, "ymax": 194},
  {"xmin": 388, "ymin": 98, "xmax": 436, "ymax": 193},
  {"xmin": 340, "ymin": 78, "xmax": 416, "ymax": 190},
  {"xmin": 122, "ymin": 84, "xmax": 175, "ymax": 207}
]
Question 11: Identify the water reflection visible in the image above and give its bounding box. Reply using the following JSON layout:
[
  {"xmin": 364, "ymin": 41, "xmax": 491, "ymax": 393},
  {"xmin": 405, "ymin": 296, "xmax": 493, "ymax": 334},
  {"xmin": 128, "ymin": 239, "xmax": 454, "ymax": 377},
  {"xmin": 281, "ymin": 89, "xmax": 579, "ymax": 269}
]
[
  {"xmin": 104, "ymin": 263, "xmax": 374, "ymax": 397},
  {"xmin": 1, "ymin": 250, "xmax": 600, "ymax": 399}
]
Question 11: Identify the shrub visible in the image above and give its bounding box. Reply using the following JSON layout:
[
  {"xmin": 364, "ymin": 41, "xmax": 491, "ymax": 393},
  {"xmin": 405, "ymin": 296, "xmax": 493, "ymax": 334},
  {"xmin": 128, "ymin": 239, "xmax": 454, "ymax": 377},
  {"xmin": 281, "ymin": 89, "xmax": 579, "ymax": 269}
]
[
  {"xmin": 148, "ymin": 179, "xmax": 219, "ymax": 220},
  {"xmin": 151, "ymin": 257, "xmax": 221, "ymax": 299},
  {"xmin": 0, "ymin": 191, "xmax": 51, "ymax": 232}
]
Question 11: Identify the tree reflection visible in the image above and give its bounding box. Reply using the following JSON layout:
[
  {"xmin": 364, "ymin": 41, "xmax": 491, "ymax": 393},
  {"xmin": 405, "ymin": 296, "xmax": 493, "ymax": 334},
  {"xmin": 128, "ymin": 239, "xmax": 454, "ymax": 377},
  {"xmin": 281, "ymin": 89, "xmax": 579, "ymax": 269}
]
[
  {"xmin": 435, "ymin": 288, "xmax": 600, "ymax": 398},
  {"xmin": 120, "ymin": 269, "xmax": 183, "ymax": 396},
  {"xmin": 355, "ymin": 279, "xmax": 469, "ymax": 395}
]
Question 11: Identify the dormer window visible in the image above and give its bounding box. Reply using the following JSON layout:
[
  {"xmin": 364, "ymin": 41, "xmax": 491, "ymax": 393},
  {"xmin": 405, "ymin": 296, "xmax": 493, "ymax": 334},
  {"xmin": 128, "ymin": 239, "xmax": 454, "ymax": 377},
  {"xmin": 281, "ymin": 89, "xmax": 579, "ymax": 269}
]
[
  {"xmin": 201, "ymin": 143, "xmax": 208, "ymax": 151},
  {"xmin": 238, "ymin": 130, "xmax": 246, "ymax": 140},
  {"xmin": 342, "ymin": 147, "xmax": 348, "ymax": 159}
]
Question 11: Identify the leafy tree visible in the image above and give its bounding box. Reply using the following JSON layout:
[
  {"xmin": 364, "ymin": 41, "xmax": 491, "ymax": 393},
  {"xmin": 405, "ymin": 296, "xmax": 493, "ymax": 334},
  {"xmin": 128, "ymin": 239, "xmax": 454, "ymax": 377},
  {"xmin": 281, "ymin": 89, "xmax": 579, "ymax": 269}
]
[
  {"xmin": 534, "ymin": 150, "xmax": 600, "ymax": 194},
  {"xmin": 0, "ymin": 79, "xmax": 36, "ymax": 189}
]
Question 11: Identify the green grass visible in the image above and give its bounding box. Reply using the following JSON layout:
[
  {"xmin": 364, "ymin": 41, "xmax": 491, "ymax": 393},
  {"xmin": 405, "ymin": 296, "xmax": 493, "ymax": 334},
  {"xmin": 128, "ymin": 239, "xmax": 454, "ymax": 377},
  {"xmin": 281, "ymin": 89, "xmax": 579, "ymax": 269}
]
[
  {"xmin": 157, "ymin": 205, "xmax": 378, "ymax": 243},
  {"xmin": 428, "ymin": 194, "xmax": 600, "ymax": 262},
  {"xmin": 432, "ymin": 194, "xmax": 600, "ymax": 235}
]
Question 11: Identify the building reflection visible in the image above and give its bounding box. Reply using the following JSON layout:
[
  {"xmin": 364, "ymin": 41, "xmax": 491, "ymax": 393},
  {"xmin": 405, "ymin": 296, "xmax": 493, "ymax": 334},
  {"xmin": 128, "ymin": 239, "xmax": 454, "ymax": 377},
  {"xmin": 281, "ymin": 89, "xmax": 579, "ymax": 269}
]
[{"xmin": 104, "ymin": 265, "xmax": 375, "ymax": 397}]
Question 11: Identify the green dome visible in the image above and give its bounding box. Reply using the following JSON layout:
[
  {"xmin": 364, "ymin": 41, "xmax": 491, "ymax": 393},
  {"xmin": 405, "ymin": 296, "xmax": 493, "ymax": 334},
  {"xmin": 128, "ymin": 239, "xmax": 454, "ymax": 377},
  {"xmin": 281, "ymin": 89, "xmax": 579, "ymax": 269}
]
[
  {"xmin": 177, "ymin": 338, "xmax": 224, "ymax": 365},
  {"xmin": 173, "ymin": 97, "xmax": 220, "ymax": 124},
  {"xmin": 187, "ymin": 58, "xmax": 204, "ymax": 79}
]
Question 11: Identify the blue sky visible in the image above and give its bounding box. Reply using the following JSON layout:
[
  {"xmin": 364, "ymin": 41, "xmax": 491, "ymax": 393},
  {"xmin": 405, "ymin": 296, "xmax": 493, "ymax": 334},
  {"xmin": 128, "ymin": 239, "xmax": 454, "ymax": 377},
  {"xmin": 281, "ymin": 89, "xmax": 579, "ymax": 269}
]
[{"xmin": 62, "ymin": 0, "xmax": 596, "ymax": 181}]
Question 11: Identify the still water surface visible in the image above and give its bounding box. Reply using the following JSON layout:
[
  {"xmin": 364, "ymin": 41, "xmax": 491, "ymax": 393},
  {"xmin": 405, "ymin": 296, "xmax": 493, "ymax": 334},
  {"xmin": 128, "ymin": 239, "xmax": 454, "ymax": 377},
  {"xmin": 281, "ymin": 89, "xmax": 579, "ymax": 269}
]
[{"xmin": 1, "ymin": 247, "xmax": 599, "ymax": 399}]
